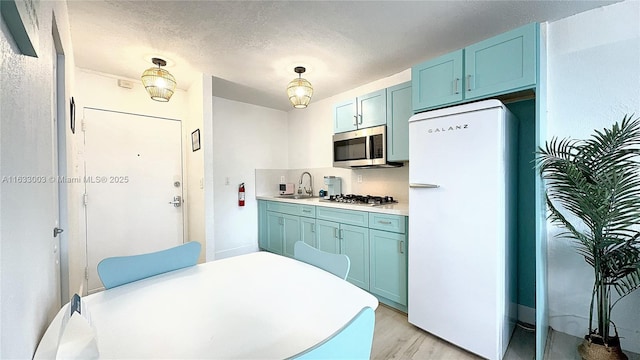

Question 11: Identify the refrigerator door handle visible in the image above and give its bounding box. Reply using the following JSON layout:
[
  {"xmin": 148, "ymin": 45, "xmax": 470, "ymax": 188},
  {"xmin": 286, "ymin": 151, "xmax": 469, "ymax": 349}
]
[{"xmin": 409, "ymin": 183, "xmax": 440, "ymax": 188}]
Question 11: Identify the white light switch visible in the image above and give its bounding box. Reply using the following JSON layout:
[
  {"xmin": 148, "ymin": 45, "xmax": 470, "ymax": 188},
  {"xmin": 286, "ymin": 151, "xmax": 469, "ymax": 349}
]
[
  {"xmin": 357, "ymin": 175, "xmax": 363, "ymax": 183},
  {"xmin": 280, "ymin": 176, "xmax": 285, "ymax": 183}
]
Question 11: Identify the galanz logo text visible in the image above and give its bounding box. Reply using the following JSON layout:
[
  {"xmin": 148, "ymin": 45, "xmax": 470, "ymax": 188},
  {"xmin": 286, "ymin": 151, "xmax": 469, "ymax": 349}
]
[{"xmin": 427, "ymin": 124, "xmax": 469, "ymax": 133}]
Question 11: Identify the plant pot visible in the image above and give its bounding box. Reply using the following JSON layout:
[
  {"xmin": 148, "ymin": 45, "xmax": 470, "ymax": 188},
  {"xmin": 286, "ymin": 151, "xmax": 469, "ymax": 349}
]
[{"xmin": 578, "ymin": 335, "xmax": 628, "ymax": 360}]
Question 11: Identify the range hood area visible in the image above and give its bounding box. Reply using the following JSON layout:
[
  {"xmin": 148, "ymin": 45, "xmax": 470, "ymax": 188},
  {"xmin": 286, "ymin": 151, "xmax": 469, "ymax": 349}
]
[
  {"xmin": 342, "ymin": 162, "xmax": 404, "ymax": 169},
  {"xmin": 332, "ymin": 125, "xmax": 404, "ymax": 169}
]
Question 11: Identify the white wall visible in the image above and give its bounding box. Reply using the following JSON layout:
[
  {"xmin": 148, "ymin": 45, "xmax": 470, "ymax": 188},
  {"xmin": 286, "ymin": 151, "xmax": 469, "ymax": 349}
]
[
  {"xmin": 547, "ymin": 0, "xmax": 640, "ymax": 353},
  {"xmin": 288, "ymin": 69, "xmax": 411, "ymax": 169},
  {"xmin": 75, "ymin": 69, "xmax": 188, "ymax": 119},
  {"xmin": 185, "ymin": 75, "xmax": 206, "ymax": 263},
  {"xmin": 287, "ymin": 69, "xmax": 411, "ymax": 201},
  {"xmin": 0, "ymin": 2, "xmax": 75, "ymax": 357},
  {"xmin": 211, "ymin": 97, "xmax": 288, "ymax": 259}
]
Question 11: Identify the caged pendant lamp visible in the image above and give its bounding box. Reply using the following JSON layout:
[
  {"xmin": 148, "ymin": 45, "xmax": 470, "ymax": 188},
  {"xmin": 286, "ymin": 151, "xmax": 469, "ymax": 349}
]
[
  {"xmin": 141, "ymin": 57, "xmax": 176, "ymax": 102},
  {"xmin": 286, "ymin": 66, "xmax": 313, "ymax": 109}
]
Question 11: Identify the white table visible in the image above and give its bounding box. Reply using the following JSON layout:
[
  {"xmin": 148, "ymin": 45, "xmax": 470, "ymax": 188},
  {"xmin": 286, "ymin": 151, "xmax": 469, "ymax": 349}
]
[{"xmin": 34, "ymin": 251, "xmax": 379, "ymax": 359}]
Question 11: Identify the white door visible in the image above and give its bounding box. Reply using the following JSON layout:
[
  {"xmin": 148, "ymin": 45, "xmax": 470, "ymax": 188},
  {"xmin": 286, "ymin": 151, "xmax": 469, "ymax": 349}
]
[
  {"xmin": 84, "ymin": 108, "xmax": 184, "ymax": 293},
  {"xmin": 50, "ymin": 43, "xmax": 62, "ymax": 309}
]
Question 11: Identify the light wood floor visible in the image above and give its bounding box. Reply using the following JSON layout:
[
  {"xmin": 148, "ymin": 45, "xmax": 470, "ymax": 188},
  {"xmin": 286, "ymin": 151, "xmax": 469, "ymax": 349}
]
[
  {"xmin": 372, "ymin": 304, "xmax": 491, "ymax": 359},
  {"xmin": 545, "ymin": 330, "xmax": 640, "ymax": 360},
  {"xmin": 372, "ymin": 305, "xmax": 639, "ymax": 360}
]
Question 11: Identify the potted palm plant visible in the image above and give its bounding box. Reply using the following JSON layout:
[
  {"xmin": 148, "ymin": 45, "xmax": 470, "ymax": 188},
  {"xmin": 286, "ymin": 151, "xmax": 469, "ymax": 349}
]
[{"xmin": 537, "ymin": 116, "xmax": 640, "ymax": 360}]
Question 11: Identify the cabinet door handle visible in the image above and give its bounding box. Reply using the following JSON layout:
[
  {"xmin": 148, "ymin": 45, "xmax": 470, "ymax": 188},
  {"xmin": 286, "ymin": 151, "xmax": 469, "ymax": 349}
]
[
  {"xmin": 333, "ymin": 228, "xmax": 338, "ymax": 238},
  {"xmin": 358, "ymin": 114, "xmax": 363, "ymax": 125},
  {"xmin": 454, "ymin": 78, "xmax": 460, "ymax": 94},
  {"xmin": 353, "ymin": 115, "xmax": 358, "ymax": 127},
  {"xmin": 409, "ymin": 183, "xmax": 439, "ymax": 188},
  {"xmin": 279, "ymin": 217, "xmax": 284, "ymax": 225},
  {"xmin": 378, "ymin": 220, "xmax": 392, "ymax": 225},
  {"xmin": 302, "ymin": 209, "xmax": 311, "ymax": 213},
  {"xmin": 466, "ymin": 74, "xmax": 472, "ymax": 91},
  {"xmin": 398, "ymin": 240, "xmax": 404, "ymax": 254},
  {"xmin": 311, "ymin": 224, "xmax": 315, "ymax": 233},
  {"xmin": 340, "ymin": 229, "xmax": 344, "ymax": 239}
]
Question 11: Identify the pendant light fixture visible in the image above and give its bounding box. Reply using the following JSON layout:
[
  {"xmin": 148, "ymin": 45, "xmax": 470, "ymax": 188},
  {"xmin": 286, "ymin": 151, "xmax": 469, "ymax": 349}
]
[
  {"xmin": 286, "ymin": 66, "xmax": 313, "ymax": 109},
  {"xmin": 141, "ymin": 57, "xmax": 176, "ymax": 102}
]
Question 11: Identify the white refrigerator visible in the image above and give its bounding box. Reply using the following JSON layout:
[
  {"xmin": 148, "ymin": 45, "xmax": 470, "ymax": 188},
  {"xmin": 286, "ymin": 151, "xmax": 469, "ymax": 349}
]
[{"xmin": 408, "ymin": 99, "xmax": 517, "ymax": 360}]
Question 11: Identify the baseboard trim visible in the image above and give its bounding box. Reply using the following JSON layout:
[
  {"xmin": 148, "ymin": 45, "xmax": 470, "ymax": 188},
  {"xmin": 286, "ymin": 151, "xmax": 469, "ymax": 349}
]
[{"xmin": 214, "ymin": 245, "xmax": 258, "ymax": 260}]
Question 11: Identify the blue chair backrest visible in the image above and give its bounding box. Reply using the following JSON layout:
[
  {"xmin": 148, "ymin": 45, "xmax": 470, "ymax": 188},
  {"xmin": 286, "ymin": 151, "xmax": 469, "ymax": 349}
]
[
  {"xmin": 97, "ymin": 242, "xmax": 201, "ymax": 289},
  {"xmin": 293, "ymin": 241, "xmax": 350, "ymax": 280},
  {"xmin": 289, "ymin": 307, "xmax": 375, "ymax": 359}
]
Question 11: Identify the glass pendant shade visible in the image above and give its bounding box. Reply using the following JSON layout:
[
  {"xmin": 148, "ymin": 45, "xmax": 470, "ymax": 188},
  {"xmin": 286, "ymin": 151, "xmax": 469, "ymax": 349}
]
[
  {"xmin": 141, "ymin": 58, "xmax": 176, "ymax": 102},
  {"xmin": 287, "ymin": 67, "xmax": 313, "ymax": 109}
]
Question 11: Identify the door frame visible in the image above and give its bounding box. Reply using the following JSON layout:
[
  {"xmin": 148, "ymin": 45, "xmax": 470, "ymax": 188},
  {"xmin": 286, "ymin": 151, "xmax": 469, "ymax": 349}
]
[{"xmin": 52, "ymin": 22, "xmax": 67, "ymax": 305}]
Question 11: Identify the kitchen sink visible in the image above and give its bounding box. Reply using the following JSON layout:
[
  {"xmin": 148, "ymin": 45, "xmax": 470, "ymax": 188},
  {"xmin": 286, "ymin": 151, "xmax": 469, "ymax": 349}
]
[{"xmin": 278, "ymin": 194, "xmax": 315, "ymax": 200}]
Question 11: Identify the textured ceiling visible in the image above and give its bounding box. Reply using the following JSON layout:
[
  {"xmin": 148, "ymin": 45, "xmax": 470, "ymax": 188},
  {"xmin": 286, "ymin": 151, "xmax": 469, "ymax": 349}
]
[{"xmin": 67, "ymin": 0, "xmax": 617, "ymax": 111}]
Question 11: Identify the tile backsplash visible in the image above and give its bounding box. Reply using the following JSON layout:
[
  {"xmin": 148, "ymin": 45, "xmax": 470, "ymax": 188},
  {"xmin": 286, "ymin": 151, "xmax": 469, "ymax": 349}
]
[{"xmin": 255, "ymin": 164, "xmax": 409, "ymax": 202}]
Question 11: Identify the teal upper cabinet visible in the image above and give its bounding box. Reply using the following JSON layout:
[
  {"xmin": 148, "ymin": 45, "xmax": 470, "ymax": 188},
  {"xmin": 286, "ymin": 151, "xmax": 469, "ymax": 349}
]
[
  {"xmin": 334, "ymin": 98, "xmax": 357, "ymax": 133},
  {"xmin": 412, "ymin": 23, "xmax": 538, "ymax": 112},
  {"xmin": 412, "ymin": 50, "xmax": 464, "ymax": 111},
  {"xmin": 334, "ymin": 89, "xmax": 386, "ymax": 133},
  {"xmin": 386, "ymin": 81, "xmax": 412, "ymax": 162},
  {"xmin": 464, "ymin": 22, "xmax": 537, "ymax": 100}
]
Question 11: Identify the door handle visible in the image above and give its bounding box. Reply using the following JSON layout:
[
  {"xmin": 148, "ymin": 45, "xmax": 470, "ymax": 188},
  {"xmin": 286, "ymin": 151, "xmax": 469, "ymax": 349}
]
[
  {"xmin": 169, "ymin": 195, "xmax": 182, "ymax": 207},
  {"xmin": 409, "ymin": 183, "xmax": 440, "ymax": 188},
  {"xmin": 399, "ymin": 240, "xmax": 404, "ymax": 254},
  {"xmin": 454, "ymin": 78, "xmax": 460, "ymax": 94},
  {"xmin": 53, "ymin": 227, "xmax": 64, "ymax": 237},
  {"xmin": 353, "ymin": 115, "xmax": 358, "ymax": 127},
  {"xmin": 358, "ymin": 114, "xmax": 363, "ymax": 125},
  {"xmin": 466, "ymin": 74, "xmax": 472, "ymax": 91}
]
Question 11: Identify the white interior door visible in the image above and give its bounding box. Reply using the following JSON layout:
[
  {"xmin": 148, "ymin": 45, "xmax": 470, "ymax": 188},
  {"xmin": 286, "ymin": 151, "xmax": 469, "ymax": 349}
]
[{"xmin": 84, "ymin": 108, "xmax": 184, "ymax": 293}]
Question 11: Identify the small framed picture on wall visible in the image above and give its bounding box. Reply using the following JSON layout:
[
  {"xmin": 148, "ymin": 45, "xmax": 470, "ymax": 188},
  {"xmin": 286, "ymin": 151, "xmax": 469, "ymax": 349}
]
[{"xmin": 191, "ymin": 129, "xmax": 201, "ymax": 152}]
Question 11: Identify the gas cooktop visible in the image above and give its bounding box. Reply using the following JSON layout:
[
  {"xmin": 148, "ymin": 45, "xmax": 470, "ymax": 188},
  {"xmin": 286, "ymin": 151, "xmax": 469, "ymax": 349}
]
[{"xmin": 320, "ymin": 194, "xmax": 397, "ymax": 206}]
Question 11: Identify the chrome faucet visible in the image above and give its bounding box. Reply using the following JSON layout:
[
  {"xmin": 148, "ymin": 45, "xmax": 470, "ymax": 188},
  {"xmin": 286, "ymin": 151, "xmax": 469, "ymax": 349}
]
[{"xmin": 299, "ymin": 171, "xmax": 313, "ymax": 197}]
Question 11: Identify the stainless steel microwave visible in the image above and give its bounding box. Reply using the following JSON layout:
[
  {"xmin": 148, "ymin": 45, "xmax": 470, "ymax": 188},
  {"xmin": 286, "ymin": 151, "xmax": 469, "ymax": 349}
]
[{"xmin": 333, "ymin": 125, "xmax": 402, "ymax": 168}]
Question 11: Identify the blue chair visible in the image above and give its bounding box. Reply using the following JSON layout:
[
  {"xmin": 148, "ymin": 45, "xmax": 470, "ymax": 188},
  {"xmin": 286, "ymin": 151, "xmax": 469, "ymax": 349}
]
[
  {"xmin": 293, "ymin": 241, "xmax": 350, "ymax": 280},
  {"xmin": 289, "ymin": 307, "xmax": 376, "ymax": 359},
  {"xmin": 97, "ymin": 242, "xmax": 201, "ymax": 289}
]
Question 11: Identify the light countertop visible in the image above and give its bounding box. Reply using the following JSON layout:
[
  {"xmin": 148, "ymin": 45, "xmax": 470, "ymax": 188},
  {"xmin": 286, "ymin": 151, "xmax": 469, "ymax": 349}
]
[{"xmin": 256, "ymin": 195, "xmax": 409, "ymax": 216}]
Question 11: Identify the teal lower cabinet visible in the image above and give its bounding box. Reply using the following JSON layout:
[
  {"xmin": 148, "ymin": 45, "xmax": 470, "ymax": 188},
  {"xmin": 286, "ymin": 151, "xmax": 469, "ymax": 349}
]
[
  {"xmin": 341, "ymin": 224, "xmax": 370, "ymax": 290},
  {"xmin": 265, "ymin": 211, "xmax": 285, "ymax": 255},
  {"xmin": 258, "ymin": 200, "xmax": 408, "ymax": 312},
  {"xmin": 316, "ymin": 219, "xmax": 340, "ymax": 254},
  {"xmin": 369, "ymin": 229, "xmax": 407, "ymax": 311},
  {"xmin": 300, "ymin": 217, "xmax": 317, "ymax": 248},
  {"xmin": 316, "ymin": 219, "xmax": 370, "ymax": 290},
  {"xmin": 282, "ymin": 214, "xmax": 301, "ymax": 258},
  {"xmin": 261, "ymin": 201, "xmax": 315, "ymax": 256},
  {"xmin": 266, "ymin": 212, "xmax": 301, "ymax": 256},
  {"xmin": 258, "ymin": 200, "xmax": 268, "ymax": 250}
]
